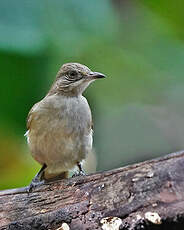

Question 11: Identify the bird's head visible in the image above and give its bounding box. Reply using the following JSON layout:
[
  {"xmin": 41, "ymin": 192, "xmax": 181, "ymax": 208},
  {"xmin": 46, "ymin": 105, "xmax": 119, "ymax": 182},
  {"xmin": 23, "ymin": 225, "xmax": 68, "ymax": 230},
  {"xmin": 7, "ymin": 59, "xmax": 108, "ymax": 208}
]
[{"xmin": 49, "ymin": 63, "xmax": 106, "ymax": 96}]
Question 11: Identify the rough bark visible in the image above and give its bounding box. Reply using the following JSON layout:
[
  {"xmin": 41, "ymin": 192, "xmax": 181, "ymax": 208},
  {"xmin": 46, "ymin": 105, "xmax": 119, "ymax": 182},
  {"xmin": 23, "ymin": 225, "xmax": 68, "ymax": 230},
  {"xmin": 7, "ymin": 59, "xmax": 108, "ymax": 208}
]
[{"xmin": 1, "ymin": 151, "xmax": 184, "ymax": 230}]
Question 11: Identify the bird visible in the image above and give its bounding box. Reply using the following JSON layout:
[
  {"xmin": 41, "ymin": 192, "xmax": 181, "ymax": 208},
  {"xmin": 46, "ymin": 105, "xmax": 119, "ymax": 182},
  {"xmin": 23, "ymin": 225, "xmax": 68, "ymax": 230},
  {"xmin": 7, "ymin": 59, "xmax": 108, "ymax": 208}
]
[{"xmin": 25, "ymin": 62, "xmax": 106, "ymax": 190}]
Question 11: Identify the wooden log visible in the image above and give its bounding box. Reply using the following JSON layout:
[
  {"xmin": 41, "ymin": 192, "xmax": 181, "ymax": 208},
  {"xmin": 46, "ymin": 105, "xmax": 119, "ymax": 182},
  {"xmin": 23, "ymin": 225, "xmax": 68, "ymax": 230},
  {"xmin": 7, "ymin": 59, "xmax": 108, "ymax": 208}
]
[{"xmin": 1, "ymin": 151, "xmax": 184, "ymax": 230}]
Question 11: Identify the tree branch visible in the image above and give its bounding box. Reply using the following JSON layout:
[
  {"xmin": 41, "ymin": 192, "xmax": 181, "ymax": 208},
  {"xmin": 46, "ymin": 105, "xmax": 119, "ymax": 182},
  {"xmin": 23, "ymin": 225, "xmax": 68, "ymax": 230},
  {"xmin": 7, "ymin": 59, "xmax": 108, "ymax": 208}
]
[{"xmin": 1, "ymin": 151, "xmax": 184, "ymax": 230}]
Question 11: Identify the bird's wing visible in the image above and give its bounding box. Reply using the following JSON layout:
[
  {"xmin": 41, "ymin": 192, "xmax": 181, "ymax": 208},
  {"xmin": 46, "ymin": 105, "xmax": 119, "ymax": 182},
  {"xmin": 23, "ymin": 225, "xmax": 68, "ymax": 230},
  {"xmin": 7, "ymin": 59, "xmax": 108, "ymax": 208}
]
[
  {"xmin": 91, "ymin": 121, "xmax": 94, "ymax": 131},
  {"xmin": 26, "ymin": 102, "xmax": 39, "ymax": 130}
]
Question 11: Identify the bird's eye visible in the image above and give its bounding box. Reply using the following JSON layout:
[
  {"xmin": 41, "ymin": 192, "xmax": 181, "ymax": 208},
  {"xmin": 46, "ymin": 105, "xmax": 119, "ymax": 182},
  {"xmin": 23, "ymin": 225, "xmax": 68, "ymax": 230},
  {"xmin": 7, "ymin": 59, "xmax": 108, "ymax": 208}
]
[{"xmin": 69, "ymin": 70, "xmax": 77, "ymax": 78}]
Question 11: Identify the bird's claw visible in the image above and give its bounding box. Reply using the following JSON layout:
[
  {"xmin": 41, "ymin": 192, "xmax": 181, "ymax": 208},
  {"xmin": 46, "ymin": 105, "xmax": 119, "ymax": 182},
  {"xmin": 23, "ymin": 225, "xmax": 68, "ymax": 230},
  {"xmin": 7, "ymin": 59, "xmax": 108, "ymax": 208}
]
[
  {"xmin": 72, "ymin": 170, "xmax": 86, "ymax": 178},
  {"xmin": 26, "ymin": 179, "xmax": 44, "ymax": 194}
]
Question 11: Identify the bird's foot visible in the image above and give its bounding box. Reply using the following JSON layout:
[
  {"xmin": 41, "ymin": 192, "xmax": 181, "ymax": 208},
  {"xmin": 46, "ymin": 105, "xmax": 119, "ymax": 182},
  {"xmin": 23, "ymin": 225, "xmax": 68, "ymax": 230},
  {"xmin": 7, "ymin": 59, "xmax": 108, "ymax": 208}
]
[
  {"xmin": 26, "ymin": 179, "xmax": 45, "ymax": 193},
  {"xmin": 72, "ymin": 162, "xmax": 86, "ymax": 177},
  {"xmin": 27, "ymin": 164, "xmax": 47, "ymax": 193},
  {"xmin": 72, "ymin": 167, "xmax": 86, "ymax": 178}
]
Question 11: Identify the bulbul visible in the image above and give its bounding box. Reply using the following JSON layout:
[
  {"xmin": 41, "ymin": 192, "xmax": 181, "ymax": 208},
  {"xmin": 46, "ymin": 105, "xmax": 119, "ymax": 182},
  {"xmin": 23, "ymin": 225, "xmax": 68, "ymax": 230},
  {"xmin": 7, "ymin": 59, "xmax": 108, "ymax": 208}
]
[{"xmin": 25, "ymin": 63, "xmax": 106, "ymax": 190}]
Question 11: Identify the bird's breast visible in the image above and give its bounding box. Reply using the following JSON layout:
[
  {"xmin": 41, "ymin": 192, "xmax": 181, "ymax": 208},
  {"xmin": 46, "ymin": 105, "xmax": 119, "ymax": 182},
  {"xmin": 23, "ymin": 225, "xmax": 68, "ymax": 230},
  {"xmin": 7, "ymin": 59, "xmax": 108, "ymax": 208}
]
[{"xmin": 55, "ymin": 95, "xmax": 92, "ymax": 135}]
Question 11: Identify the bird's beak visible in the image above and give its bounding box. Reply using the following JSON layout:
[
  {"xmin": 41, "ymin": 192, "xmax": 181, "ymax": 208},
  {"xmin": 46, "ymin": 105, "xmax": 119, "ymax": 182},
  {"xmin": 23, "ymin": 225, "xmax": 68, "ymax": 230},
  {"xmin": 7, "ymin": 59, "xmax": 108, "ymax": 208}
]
[{"xmin": 88, "ymin": 72, "xmax": 106, "ymax": 79}]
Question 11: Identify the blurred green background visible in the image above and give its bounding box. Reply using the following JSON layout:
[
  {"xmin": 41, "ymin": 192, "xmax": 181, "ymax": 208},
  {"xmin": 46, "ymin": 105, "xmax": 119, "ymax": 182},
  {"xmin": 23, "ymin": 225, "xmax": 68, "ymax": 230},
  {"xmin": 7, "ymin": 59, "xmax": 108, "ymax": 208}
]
[{"xmin": 1, "ymin": 0, "xmax": 184, "ymax": 189}]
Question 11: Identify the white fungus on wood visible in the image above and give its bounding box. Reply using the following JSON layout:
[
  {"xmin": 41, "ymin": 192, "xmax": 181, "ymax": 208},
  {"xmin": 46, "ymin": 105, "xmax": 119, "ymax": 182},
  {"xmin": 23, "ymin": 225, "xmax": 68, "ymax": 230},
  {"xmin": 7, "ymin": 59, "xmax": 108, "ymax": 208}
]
[
  {"xmin": 100, "ymin": 216, "xmax": 122, "ymax": 230},
  {"xmin": 146, "ymin": 171, "xmax": 154, "ymax": 178},
  {"xmin": 56, "ymin": 223, "xmax": 70, "ymax": 230},
  {"xmin": 144, "ymin": 212, "xmax": 161, "ymax": 224}
]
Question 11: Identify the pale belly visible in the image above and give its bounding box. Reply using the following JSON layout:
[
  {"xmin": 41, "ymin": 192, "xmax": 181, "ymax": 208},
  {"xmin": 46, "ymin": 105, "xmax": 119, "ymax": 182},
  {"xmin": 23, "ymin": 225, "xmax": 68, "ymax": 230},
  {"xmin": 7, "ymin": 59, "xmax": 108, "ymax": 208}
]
[{"xmin": 27, "ymin": 127, "xmax": 92, "ymax": 178}]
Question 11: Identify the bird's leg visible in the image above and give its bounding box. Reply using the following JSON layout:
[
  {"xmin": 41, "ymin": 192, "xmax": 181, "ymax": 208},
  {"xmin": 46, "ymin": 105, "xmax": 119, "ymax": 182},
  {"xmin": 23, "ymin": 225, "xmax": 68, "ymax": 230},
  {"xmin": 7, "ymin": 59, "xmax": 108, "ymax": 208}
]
[
  {"xmin": 77, "ymin": 162, "xmax": 86, "ymax": 175},
  {"xmin": 27, "ymin": 164, "xmax": 47, "ymax": 193},
  {"xmin": 72, "ymin": 162, "xmax": 86, "ymax": 177}
]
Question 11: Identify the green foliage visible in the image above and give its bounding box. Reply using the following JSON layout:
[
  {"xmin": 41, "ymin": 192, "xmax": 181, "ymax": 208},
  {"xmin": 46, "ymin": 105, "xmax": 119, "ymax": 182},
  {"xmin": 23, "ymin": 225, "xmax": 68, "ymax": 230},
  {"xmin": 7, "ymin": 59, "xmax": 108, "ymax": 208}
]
[{"xmin": 1, "ymin": 0, "xmax": 184, "ymax": 189}]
